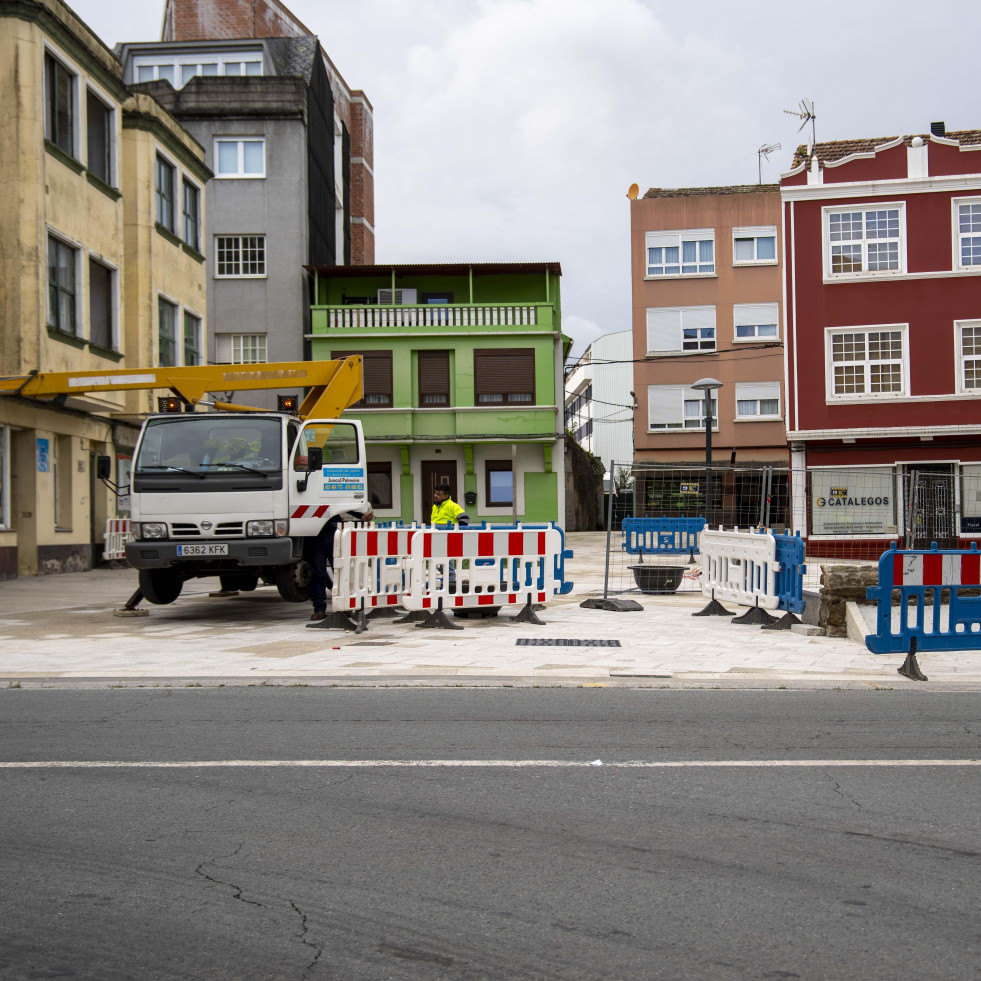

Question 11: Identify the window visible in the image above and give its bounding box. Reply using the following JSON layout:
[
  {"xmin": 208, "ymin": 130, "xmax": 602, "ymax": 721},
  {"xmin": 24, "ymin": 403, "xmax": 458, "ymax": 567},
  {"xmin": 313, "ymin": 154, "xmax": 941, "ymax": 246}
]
[
  {"xmin": 485, "ymin": 461, "xmax": 514, "ymax": 507},
  {"xmin": 733, "ymin": 226, "xmax": 777, "ymax": 265},
  {"xmin": 44, "ymin": 52, "xmax": 75, "ymax": 156},
  {"xmin": 135, "ymin": 62, "xmax": 175, "ymax": 85},
  {"xmin": 88, "ymin": 257, "xmax": 114, "ymax": 350},
  {"xmin": 418, "ymin": 350, "xmax": 450, "ymax": 406},
  {"xmin": 53, "ymin": 435, "xmax": 72, "ymax": 531},
  {"xmin": 956, "ymin": 200, "xmax": 981, "ymax": 269},
  {"xmin": 216, "ymin": 235, "xmax": 265, "ymax": 277},
  {"xmin": 158, "ymin": 297, "xmax": 177, "ymax": 366},
  {"xmin": 156, "ymin": 155, "xmax": 176, "ymax": 232},
  {"xmin": 183, "ymin": 312, "xmax": 202, "ymax": 366},
  {"xmin": 367, "ymin": 462, "xmax": 393, "ymax": 510},
  {"xmin": 182, "ymin": 180, "xmax": 200, "ymax": 251},
  {"xmin": 648, "ymin": 386, "xmax": 717, "ymax": 431},
  {"xmin": 646, "ymin": 229, "xmax": 715, "ymax": 276},
  {"xmin": 332, "ymin": 350, "xmax": 394, "ymax": 407},
  {"xmin": 825, "ymin": 205, "xmax": 904, "ymax": 276},
  {"xmin": 134, "ymin": 54, "xmax": 261, "ymax": 87},
  {"xmin": 86, "ymin": 90, "xmax": 113, "ymax": 184},
  {"xmin": 646, "ymin": 306, "xmax": 716, "ymax": 354},
  {"xmin": 735, "ymin": 382, "xmax": 781, "ymax": 419},
  {"xmin": 827, "ymin": 327, "xmax": 906, "ymax": 398},
  {"xmin": 957, "ymin": 321, "xmax": 981, "ymax": 392},
  {"xmin": 733, "ymin": 303, "xmax": 779, "ymax": 341},
  {"xmin": 47, "ymin": 235, "xmax": 78, "ymax": 334},
  {"xmin": 473, "ymin": 349, "xmax": 536, "ymax": 405},
  {"xmin": 215, "ymin": 138, "xmax": 265, "ymax": 177},
  {"xmin": 216, "ymin": 334, "xmax": 267, "ymax": 364}
]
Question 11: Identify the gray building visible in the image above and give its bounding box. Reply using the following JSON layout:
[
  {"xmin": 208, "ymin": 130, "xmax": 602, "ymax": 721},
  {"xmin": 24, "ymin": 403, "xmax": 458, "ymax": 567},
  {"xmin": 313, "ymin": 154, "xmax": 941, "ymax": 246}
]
[{"xmin": 116, "ymin": 36, "xmax": 365, "ymax": 403}]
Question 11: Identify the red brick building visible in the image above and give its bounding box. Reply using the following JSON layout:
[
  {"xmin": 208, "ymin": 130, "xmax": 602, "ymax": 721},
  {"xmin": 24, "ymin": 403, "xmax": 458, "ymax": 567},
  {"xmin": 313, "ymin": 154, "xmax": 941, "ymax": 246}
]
[{"xmin": 782, "ymin": 124, "xmax": 981, "ymax": 555}]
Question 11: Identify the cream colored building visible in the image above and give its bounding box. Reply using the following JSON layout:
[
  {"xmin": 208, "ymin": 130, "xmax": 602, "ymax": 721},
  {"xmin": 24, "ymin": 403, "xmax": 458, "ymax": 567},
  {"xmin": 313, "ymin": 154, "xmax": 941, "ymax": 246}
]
[{"xmin": 0, "ymin": 0, "xmax": 209, "ymax": 578}]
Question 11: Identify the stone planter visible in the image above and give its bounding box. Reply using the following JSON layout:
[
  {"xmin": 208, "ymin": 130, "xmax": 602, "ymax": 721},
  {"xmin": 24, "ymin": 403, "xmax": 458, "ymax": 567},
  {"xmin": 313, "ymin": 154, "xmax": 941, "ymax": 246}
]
[{"xmin": 629, "ymin": 564, "xmax": 684, "ymax": 594}]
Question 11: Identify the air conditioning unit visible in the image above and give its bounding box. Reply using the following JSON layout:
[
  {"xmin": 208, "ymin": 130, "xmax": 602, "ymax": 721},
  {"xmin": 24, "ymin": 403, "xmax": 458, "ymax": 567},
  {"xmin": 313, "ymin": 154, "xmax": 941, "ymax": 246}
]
[{"xmin": 377, "ymin": 288, "xmax": 417, "ymax": 305}]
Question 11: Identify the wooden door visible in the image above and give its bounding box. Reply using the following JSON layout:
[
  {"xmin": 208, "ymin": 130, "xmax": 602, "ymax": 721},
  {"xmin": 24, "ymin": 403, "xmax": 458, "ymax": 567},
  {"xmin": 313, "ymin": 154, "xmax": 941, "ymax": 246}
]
[{"xmin": 421, "ymin": 460, "xmax": 457, "ymax": 523}]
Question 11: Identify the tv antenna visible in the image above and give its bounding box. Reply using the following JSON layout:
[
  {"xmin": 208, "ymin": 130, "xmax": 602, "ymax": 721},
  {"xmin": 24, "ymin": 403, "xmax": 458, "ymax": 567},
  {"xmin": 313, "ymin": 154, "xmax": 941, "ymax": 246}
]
[
  {"xmin": 784, "ymin": 97, "xmax": 817, "ymax": 149},
  {"xmin": 757, "ymin": 142, "xmax": 781, "ymax": 183}
]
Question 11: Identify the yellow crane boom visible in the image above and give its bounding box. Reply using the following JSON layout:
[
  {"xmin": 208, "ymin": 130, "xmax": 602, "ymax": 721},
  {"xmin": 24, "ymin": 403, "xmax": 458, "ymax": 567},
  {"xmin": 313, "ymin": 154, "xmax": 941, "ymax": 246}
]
[{"xmin": 0, "ymin": 357, "xmax": 364, "ymax": 419}]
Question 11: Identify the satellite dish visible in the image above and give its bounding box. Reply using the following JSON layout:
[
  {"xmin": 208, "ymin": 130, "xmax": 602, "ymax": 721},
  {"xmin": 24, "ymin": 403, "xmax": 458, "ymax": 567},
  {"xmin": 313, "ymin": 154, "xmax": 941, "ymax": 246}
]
[{"xmin": 626, "ymin": 183, "xmax": 639, "ymax": 200}]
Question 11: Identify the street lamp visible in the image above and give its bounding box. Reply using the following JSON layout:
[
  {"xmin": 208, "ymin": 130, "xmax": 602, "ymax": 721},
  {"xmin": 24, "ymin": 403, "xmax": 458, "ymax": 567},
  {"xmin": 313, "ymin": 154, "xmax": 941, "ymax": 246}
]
[{"xmin": 692, "ymin": 377, "xmax": 723, "ymax": 528}]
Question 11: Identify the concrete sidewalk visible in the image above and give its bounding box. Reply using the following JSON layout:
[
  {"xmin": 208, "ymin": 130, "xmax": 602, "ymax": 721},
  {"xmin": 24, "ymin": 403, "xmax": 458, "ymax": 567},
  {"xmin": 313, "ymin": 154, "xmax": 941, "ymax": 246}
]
[{"xmin": 0, "ymin": 533, "xmax": 977, "ymax": 688}]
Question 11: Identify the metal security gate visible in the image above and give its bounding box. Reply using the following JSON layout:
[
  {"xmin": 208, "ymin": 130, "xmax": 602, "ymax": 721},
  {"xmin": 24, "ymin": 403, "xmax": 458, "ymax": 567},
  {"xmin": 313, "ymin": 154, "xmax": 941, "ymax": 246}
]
[{"xmin": 904, "ymin": 466, "xmax": 956, "ymax": 549}]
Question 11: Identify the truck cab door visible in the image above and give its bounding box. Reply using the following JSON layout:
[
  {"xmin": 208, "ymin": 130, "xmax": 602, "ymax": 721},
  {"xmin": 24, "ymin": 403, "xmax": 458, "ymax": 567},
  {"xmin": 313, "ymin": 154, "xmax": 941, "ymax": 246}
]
[{"xmin": 288, "ymin": 419, "xmax": 368, "ymax": 537}]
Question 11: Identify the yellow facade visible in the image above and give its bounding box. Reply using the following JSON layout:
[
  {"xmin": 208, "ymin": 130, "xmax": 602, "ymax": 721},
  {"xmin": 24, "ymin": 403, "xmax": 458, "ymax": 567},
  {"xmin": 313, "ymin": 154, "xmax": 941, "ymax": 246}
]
[{"xmin": 0, "ymin": 0, "xmax": 209, "ymax": 577}]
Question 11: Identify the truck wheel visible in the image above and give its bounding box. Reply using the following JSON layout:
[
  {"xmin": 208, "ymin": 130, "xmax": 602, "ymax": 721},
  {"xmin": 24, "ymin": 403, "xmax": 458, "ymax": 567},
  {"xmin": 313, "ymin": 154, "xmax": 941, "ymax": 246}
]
[
  {"xmin": 138, "ymin": 569, "xmax": 183, "ymax": 605},
  {"xmin": 275, "ymin": 560, "xmax": 311, "ymax": 603},
  {"xmin": 219, "ymin": 572, "xmax": 259, "ymax": 592}
]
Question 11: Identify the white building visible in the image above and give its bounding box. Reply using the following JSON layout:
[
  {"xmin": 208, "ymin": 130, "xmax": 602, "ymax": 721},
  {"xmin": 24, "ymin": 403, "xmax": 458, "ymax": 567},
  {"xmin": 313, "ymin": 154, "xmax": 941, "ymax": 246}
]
[{"xmin": 564, "ymin": 329, "xmax": 633, "ymax": 488}]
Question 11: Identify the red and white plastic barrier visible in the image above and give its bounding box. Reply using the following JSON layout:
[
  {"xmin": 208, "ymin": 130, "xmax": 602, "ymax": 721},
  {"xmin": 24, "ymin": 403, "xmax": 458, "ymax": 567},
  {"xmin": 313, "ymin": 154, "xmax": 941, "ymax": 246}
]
[
  {"xmin": 699, "ymin": 528, "xmax": 781, "ymax": 610},
  {"xmin": 103, "ymin": 518, "xmax": 133, "ymax": 561},
  {"xmin": 333, "ymin": 524, "xmax": 420, "ymax": 611},
  {"xmin": 401, "ymin": 527, "xmax": 561, "ymax": 612},
  {"xmin": 889, "ymin": 551, "xmax": 981, "ymax": 586}
]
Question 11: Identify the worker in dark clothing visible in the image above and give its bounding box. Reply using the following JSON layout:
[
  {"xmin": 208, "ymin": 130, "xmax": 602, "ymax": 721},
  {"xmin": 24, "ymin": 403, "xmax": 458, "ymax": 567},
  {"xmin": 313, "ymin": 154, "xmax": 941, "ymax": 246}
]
[{"xmin": 309, "ymin": 503, "xmax": 374, "ymax": 621}]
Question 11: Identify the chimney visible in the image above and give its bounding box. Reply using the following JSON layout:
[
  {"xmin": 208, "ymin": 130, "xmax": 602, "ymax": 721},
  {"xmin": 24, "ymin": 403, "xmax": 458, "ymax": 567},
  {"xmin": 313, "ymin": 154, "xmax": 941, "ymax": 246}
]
[{"xmin": 930, "ymin": 121, "xmax": 946, "ymax": 137}]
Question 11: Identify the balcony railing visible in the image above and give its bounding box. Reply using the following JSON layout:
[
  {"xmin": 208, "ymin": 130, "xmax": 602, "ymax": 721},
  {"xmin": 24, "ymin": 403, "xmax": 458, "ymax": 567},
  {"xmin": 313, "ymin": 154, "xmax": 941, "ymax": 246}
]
[{"xmin": 325, "ymin": 304, "xmax": 541, "ymax": 329}]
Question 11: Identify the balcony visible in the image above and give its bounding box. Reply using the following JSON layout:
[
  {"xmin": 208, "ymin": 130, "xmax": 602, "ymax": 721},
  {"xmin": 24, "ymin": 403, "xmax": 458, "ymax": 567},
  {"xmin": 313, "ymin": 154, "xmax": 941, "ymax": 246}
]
[{"xmin": 314, "ymin": 303, "xmax": 555, "ymax": 333}]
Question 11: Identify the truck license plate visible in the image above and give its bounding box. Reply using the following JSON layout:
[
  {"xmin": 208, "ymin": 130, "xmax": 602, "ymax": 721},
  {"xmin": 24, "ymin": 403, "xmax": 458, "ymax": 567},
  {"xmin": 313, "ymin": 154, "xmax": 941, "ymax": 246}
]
[{"xmin": 176, "ymin": 543, "xmax": 228, "ymax": 556}]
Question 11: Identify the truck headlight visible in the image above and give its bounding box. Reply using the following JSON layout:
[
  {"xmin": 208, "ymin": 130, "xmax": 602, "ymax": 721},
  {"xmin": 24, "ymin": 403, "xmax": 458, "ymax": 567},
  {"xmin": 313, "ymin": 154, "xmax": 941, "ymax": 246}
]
[
  {"xmin": 247, "ymin": 520, "xmax": 275, "ymax": 537},
  {"xmin": 139, "ymin": 522, "xmax": 168, "ymax": 540}
]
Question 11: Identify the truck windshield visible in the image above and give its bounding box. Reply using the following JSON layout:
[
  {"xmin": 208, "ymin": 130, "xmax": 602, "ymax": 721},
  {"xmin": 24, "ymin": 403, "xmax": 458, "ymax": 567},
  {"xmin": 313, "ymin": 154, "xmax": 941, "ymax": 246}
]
[{"xmin": 135, "ymin": 416, "xmax": 282, "ymax": 473}]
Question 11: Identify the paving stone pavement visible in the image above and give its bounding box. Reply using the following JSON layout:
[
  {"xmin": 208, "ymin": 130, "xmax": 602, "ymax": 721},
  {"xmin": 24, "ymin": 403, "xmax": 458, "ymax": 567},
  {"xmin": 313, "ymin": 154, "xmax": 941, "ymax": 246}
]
[{"xmin": 1, "ymin": 533, "xmax": 978, "ymax": 688}]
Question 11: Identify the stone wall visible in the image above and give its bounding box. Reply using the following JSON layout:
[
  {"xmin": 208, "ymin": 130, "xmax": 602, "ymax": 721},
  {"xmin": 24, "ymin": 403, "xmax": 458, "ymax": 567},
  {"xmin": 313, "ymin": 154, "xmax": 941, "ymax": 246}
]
[{"xmin": 820, "ymin": 564, "xmax": 878, "ymax": 637}]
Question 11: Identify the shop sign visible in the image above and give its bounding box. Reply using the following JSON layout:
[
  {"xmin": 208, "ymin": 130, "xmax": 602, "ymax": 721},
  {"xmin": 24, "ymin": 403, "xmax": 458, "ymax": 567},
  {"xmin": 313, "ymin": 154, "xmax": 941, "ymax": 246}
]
[{"xmin": 810, "ymin": 469, "xmax": 897, "ymax": 536}]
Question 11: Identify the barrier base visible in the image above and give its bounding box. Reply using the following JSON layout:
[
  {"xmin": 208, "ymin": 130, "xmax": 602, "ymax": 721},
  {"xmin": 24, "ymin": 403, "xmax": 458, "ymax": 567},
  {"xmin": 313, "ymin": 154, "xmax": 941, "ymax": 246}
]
[
  {"xmin": 731, "ymin": 605, "xmax": 778, "ymax": 626},
  {"xmin": 761, "ymin": 612, "xmax": 801, "ymax": 631},
  {"xmin": 414, "ymin": 608, "xmax": 464, "ymax": 631},
  {"xmin": 580, "ymin": 598, "xmax": 643, "ymax": 612},
  {"xmin": 898, "ymin": 640, "xmax": 928, "ymax": 682},
  {"xmin": 692, "ymin": 598, "xmax": 732, "ymax": 617},
  {"xmin": 306, "ymin": 611, "xmax": 361, "ymax": 632},
  {"xmin": 511, "ymin": 600, "xmax": 546, "ymax": 625}
]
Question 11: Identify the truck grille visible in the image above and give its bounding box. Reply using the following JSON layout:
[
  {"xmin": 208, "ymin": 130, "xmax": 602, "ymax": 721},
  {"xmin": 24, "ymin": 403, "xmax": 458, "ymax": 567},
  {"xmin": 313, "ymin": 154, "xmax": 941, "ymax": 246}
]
[{"xmin": 170, "ymin": 522, "xmax": 246, "ymax": 539}]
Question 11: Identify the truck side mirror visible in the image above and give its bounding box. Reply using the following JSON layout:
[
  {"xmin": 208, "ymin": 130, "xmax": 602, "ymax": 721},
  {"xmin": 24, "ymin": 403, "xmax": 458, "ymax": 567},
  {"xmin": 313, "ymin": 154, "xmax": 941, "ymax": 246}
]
[
  {"xmin": 96, "ymin": 456, "xmax": 112, "ymax": 480},
  {"xmin": 307, "ymin": 446, "xmax": 323, "ymax": 472}
]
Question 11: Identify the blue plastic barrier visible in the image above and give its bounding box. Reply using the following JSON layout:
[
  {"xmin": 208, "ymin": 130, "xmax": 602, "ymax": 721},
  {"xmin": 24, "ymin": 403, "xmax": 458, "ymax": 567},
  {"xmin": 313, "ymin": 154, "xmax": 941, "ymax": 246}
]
[
  {"xmin": 865, "ymin": 542, "xmax": 981, "ymax": 654},
  {"xmin": 621, "ymin": 516, "xmax": 705, "ymax": 556},
  {"xmin": 773, "ymin": 532, "xmax": 807, "ymax": 614}
]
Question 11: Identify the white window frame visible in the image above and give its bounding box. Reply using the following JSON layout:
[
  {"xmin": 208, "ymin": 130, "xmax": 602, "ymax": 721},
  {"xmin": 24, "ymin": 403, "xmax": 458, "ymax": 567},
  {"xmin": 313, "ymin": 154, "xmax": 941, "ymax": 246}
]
[
  {"xmin": 216, "ymin": 334, "xmax": 268, "ymax": 365},
  {"xmin": 732, "ymin": 226, "xmax": 777, "ymax": 266},
  {"xmin": 214, "ymin": 137, "xmax": 266, "ymax": 179},
  {"xmin": 824, "ymin": 325, "xmax": 909, "ymax": 401},
  {"xmin": 43, "ymin": 43, "xmax": 79, "ymax": 159},
  {"xmin": 84, "ymin": 83, "xmax": 117, "ymax": 187},
  {"xmin": 645, "ymin": 229, "xmax": 715, "ymax": 278},
  {"xmin": 215, "ymin": 235, "xmax": 266, "ymax": 278},
  {"xmin": 133, "ymin": 52, "xmax": 263, "ymax": 88},
  {"xmin": 133, "ymin": 60, "xmax": 177, "ymax": 86},
  {"xmin": 733, "ymin": 302, "xmax": 780, "ymax": 342},
  {"xmin": 46, "ymin": 229, "xmax": 82, "ymax": 336},
  {"xmin": 0, "ymin": 424, "xmax": 10, "ymax": 530},
  {"xmin": 648, "ymin": 385, "xmax": 718, "ymax": 432},
  {"xmin": 87, "ymin": 252, "xmax": 119, "ymax": 352},
  {"xmin": 822, "ymin": 203, "xmax": 907, "ymax": 280},
  {"xmin": 646, "ymin": 306, "xmax": 716, "ymax": 355},
  {"xmin": 953, "ymin": 197, "xmax": 981, "ymax": 271},
  {"xmin": 956, "ymin": 320, "xmax": 981, "ymax": 394},
  {"xmin": 734, "ymin": 382, "xmax": 782, "ymax": 421}
]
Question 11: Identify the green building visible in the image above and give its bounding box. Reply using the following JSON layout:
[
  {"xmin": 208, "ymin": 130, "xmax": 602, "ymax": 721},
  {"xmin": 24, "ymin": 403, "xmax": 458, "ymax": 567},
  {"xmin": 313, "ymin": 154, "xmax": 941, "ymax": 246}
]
[{"xmin": 307, "ymin": 262, "xmax": 569, "ymax": 525}]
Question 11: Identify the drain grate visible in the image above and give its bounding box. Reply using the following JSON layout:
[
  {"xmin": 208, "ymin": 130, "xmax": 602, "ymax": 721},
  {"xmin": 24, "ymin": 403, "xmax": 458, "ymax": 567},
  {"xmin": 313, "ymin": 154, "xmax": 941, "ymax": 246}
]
[{"xmin": 516, "ymin": 638, "xmax": 621, "ymax": 647}]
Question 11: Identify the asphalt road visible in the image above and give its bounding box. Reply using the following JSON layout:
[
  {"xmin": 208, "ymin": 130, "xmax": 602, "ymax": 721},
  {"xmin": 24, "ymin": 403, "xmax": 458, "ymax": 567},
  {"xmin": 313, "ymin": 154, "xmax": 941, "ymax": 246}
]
[{"xmin": 1, "ymin": 688, "xmax": 979, "ymax": 980}]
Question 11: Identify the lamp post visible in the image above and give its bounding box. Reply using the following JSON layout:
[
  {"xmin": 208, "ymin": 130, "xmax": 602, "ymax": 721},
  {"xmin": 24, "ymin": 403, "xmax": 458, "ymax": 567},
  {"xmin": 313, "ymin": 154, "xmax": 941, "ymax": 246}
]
[{"xmin": 692, "ymin": 377, "xmax": 722, "ymax": 528}]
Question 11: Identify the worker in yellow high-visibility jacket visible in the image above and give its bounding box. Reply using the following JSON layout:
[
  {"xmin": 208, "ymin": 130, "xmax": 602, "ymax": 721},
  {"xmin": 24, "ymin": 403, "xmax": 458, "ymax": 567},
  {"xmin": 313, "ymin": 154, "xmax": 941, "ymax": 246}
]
[{"xmin": 431, "ymin": 482, "xmax": 469, "ymax": 590}]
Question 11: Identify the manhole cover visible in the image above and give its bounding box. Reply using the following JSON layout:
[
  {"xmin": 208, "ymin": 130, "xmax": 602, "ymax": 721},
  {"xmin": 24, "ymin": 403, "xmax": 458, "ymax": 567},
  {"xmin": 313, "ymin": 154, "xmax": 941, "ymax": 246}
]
[{"xmin": 516, "ymin": 639, "xmax": 621, "ymax": 647}]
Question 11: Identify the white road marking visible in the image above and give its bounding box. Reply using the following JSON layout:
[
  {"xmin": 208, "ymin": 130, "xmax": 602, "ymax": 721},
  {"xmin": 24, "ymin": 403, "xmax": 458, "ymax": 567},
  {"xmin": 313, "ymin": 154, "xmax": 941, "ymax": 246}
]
[{"xmin": 0, "ymin": 759, "xmax": 978, "ymax": 769}]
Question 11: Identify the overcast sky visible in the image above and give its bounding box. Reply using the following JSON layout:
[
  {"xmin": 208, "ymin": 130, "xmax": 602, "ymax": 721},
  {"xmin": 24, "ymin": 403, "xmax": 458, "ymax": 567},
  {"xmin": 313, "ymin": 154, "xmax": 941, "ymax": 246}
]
[{"xmin": 69, "ymin": 0, "xmax": 978, "ymax": 359}]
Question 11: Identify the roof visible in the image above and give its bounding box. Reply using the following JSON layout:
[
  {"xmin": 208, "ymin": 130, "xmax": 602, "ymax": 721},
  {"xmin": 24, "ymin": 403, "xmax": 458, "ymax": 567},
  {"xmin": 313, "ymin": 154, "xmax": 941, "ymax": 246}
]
[
  {"xmin": 791, "ymin": 130, "xmax": 981, "ymax": 169},
  {"xmin": 265, "ymin": 36, "xmax": 319, "ymax": 83},
  {"xmin": 643, "ymin": 184, "xmax": 779, "ymax": 199},
  {"xmin": 305, "ymin": 262, "xmax": 562, "ymax": 277}
]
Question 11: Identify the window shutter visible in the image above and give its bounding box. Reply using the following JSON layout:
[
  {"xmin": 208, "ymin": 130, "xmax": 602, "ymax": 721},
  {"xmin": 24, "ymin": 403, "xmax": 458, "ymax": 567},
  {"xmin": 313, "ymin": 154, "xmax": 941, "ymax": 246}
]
[
  {"xmin": 418, "ymin": 350, "xmax": 449, "ymax": 403},
  {"xmin": 733, "ymin": 303, "xmax": 779, "ymax": 328},
  {"xmin": 646, "ymin": 308, "xmax": 682, "ymax": 352},
  {"xmin": 649, "ymin": 386, "xmax": 682, "ymax": 428},
  {"xmin": 473, "ymin": 349, "xmax": 535, "ymax": 402},
  {"xmin": 735, "ymin": 381, "xmax": 781, "ymax": 404},
  {"xmin": 215, "ymin": 335, "xmax": 232, "ymax": 362},
  {"xmin": 645, "ymin": 231, "xmax": 680, "ymax": 250},
  {"xmin": 679, "ymin": 306, "xmax": 716, "ymax": 331},
  {"xmin": 332, "ymin": 350, "xmax": 393, "ymax": 406}
]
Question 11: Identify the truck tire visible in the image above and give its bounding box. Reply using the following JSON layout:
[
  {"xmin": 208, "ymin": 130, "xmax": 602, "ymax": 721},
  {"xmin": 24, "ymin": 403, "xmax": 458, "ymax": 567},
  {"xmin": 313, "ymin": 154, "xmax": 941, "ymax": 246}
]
[
  {"xmin": 138, "ymin": 569, "xmax": 183, "ymax": 605},
  {"xmin": 219, "ymin": 572, "xmax": 259, "ymax": 592},
  {"xmin": 275, "ymin": 560, "xmax": 311, "ymax": 603}
]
